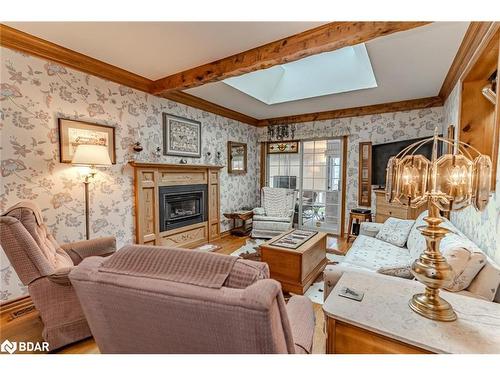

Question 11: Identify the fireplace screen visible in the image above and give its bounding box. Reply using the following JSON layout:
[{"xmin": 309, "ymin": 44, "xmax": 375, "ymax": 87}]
[{"xmin": 159, "ymin": 184, "xmax": 207, "ymax": 232}]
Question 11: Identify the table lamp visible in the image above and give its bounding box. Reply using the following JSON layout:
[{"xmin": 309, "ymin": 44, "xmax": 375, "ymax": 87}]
[
  {"xmin": 385, "ymin": 128, "xmax": 492, "ymax": 321},
  {"xmin": 71, "ymin": 144, "xmax": 112, "ymax": 240}
]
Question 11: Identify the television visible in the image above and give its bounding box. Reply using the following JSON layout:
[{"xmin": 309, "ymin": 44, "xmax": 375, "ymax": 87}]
[{"xmin": 371, "ymin": 136, "xmax": 442, "ymax": 187}]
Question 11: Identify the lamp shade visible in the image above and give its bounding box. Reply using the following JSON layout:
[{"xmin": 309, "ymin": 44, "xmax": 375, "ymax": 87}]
[{"xmin": 71, "ymin": 144, "xmax": 112, "ymax": 166}]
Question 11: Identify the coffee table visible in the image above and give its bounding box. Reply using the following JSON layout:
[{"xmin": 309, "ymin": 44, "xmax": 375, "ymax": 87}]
[{"xmin": 260, "ymin": 230, "xmax": 327, "ymax": 295}]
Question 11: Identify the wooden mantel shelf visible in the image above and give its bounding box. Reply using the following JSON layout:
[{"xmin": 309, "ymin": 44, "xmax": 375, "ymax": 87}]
[{"xmin": 129, "ymin": 161, "xmax": 224, "ymax": 170}]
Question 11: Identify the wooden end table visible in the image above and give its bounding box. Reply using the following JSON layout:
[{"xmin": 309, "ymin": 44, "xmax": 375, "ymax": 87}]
[
  {"xmin": 223, "ymin": 210, "xmax": 253, "ymax": 236},
  {"xmin": 347, "ymin": 211, "xmax": 372, "ymax": 242},
  {"xmin": 323, "ymin": 272, "xmax": 500, "ymax": 354},
  {"xmin": 260, "ymin": 230, "xmax": 327, "ymax": 295}
]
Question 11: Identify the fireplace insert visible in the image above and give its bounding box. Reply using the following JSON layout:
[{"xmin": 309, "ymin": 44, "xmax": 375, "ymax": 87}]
[{"xmin": 159, "ymin": 184, "xmax": 208, "ymax": 232}]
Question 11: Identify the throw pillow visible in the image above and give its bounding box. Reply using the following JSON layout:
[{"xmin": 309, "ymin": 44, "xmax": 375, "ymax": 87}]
[
  {"xmin": 466, "ymin": 261, "xmax": 500, "ymax": 301},
  {"xmin": 377, "ymin": 266, "xmax": 414, "ymax": 279},
  {"xmin": 375, "ymin": 217, "xmax": 415, "ymax": 247},
  {"xmin": 440, "ymin": 233, "xmax": 486, "ymax": 292}
]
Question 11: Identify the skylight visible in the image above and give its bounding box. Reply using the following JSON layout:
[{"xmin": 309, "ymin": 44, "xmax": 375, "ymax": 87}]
[{"xmin": 223, "ymin": 44, "xmax": 377, "ymax": 105}]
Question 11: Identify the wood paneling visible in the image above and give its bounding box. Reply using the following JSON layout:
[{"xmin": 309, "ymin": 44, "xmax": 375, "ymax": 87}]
[
  {"xmin": 160, "ymin": 91, "xmax": 259, "ymax": 126},
  {"xmin": 358, "ymin": 142, "xmax": 372, "ymax": 207},
  {"xmin": 257, "ymin": 97, "xmax": 444, "ymax": 126},
  {"xmin": 152, "ymin": 22, "xmax": 430, "ymax": 94},
  {"xmin": 459, "ymin": 28, "xmax": 500, "ymax": 189},
  {"xmin": 340, "ymin": 136, "xmax": 348, "ymax": 238},
  {"xmin": 160, "ymin": 222, "xmax": 209, "ymax": 248},
  {"xmin": 326, "ymin": 319, "xmax": 431, "ymax": 354},
  {"xmin": 0, "ymin": 24, "xmax": 153, "ymax": 93},
  {"xmin": 439, "ymin": 22, "xmax": 494, "ymax": 100}
]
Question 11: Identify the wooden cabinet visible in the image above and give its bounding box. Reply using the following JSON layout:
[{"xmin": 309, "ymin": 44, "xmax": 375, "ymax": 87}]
[
  {"xmin": 459, "ymin": 28, "xmax": 500, "ymax": 189},
  {"xmin": 130, "ymin": 162, "xmax": 223, "ymax": 247},
  {"xmin": 374, "ymin": 190, "xmax": 425, "ymax": 223}
]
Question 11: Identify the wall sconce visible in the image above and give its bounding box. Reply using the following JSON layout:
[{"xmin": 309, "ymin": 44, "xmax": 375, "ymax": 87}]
[{"xmin": 71, "ymin": 144, "xmax": 112, "ymax": 240}]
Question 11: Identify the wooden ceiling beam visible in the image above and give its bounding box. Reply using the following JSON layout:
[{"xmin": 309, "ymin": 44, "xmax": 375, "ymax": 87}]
[
  {"xmin": 256, "ymin": 96, "xmax": 444, "ymax": 126},
  {"xmin": 439, "ymin": 22, "xmax": 493, "ymax": 100},
  {"xmin": 151, "ymin": 22, "xmax": 431, "ymax": 95}
]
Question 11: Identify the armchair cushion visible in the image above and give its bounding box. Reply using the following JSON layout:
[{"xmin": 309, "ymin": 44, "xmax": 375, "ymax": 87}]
[
  {"xmin": 47, "ymin": 266, "xmax": 74, "ymax": 285},
  {"xmin": 61, "ymin": 236, "xmax": 116, "ymax": 265},
  {"xmin": 262, "ymin": 187, "xmax": 295, "ymax": 217},
  {"xmin": 285, "ymin": 295, "xmax": 315, "ymax": 354},
  {"xmin": 253, "ymin": 215, "xmax": 292, "ymax": 223},
  {"xmin": 252, "ymin": 207, "xmax": 266, "ymax": 216},
  {"xmin": 375, "ymin": 217, "xmax": 415, "ymax": 247}
]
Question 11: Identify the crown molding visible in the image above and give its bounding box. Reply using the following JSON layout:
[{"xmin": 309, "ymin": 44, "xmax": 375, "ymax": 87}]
[{"xmin": 257, "ymin": 96, "xmax": 444, "ymax": 126}]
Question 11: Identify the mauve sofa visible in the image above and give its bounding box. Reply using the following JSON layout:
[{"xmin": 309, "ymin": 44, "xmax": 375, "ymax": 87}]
[
  {"xmin": 0, "ymin": 201, "xmax": 116, "ymax": 350},
  {"xmin": 69, "ymin": 245, "xmax": 316, "ymax": 354}
]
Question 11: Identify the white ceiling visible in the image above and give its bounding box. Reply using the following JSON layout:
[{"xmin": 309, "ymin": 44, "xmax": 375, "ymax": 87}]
[
  {"xmin": 4, "ymin": 21, "xmax": 469, "ymax": 119},
  {"xmin": 186, "ymin": 22, "xmax": 469, "ymax": 119},
  {"xmin": 5, "ymin": 22, "xmax": 325, "ymax": 80}
]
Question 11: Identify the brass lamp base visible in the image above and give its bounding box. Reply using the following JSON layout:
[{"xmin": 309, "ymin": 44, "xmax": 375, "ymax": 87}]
[{"xmin": 409, "ymin": 289, "xmax": 457, "ymax": 322}]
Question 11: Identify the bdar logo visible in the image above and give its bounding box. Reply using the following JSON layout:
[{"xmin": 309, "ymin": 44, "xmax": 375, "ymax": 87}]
[{"xmin": 1, "ymin": 339, "xmax": 17, "ymax": 354}]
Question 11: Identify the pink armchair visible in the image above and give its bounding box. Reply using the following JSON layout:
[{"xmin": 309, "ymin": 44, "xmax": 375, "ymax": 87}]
[
  {"xmin": 69, "ymin": 245, "xmax": 315, "ymax": 354},
  {"xmin": 0, "ymin": 201, "xmax": 116, "ymax": 350}
]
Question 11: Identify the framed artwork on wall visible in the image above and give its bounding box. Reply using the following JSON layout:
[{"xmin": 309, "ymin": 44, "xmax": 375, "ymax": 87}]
[
  {"xmin": 163, "ymin": 113, "xmax": 202, "ymax": 158},
  {"xmin": 58, "ymin": 118, "xmax": 116, "ymax": 163},
  {"xmin": 358, "ymin": 141, "xmax": 372, "ymax": 207}
]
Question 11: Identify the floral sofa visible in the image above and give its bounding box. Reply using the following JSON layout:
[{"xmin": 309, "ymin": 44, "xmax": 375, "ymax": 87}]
[{"xmin": 324, "ymin": 210, "xmax": 500, "ymax": 303}]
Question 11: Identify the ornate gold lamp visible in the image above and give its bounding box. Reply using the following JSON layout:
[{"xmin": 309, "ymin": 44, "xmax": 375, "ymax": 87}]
[{"xmin": 385, "ymin": 128, "xmax": 492, "ymax": 321}]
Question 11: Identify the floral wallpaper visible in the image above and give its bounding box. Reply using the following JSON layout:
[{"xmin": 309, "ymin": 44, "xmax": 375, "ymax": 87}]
[
  {"xmin": 257, "ymin": 107, "xmax": 444, "ymax": 232},
  {"xmin": 0, "ymin": 47, "xmax": 260, "ymax": 301},
  {"xmin": 444, "ymin": 83, "xmax": 500, "ymax": 265}
]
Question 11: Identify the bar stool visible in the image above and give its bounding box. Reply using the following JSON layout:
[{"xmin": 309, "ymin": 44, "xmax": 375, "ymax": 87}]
[{"xmin": 347, "ymin": 209, "xmax": 372, "ymax": 242}]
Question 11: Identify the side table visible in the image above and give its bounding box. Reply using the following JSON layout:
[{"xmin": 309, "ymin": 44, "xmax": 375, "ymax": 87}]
[
  {"xmin": 223, "ymin": 210, "xmax": 253, "ymax": 236},
  {"xmin": 347, "ymin": 210, "xmax": 372, "ymax": 242}
]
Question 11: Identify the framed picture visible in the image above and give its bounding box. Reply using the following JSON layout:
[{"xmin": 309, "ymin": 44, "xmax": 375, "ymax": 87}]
[
  {"xmin": 163, "ymin": 113, "xmax": 201, "ymax": 158},
  {"xmin": 58, "ymin": 118, "xmax": 116, "ymax": 163}
]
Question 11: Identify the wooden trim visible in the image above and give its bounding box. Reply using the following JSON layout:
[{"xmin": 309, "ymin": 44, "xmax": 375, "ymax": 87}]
[
  {"xmin": 439, "ymin": 22, "xmax": 493, "ymax": 100},
  {"xmin": 152, "ymin": 22, "xmax": 430, "ymax": 94},
  {"xmin": 358, "ymin": 142, "xmax": 372, "ymax": 207},
  {"xmin": 0, "ymin": 296, "xmax": 35, "ymax": 321},
  {"xmin": 0, "ymin": 24, "xmax": 260, "ymax": 127},
  {"xmin": 129, "ymin": 161, "xmax": 223, "ymax": 169},
  {"xmin": 160, "ymin": 91, "xmax": 259, "ymax": 126},
  {"xmin": 260, "ymin": 142, "xmax": 267, "ymax": 190},
  {"xmin": 0, "ymin": 24, "xmax": 153, "ymax": 93},
  {"xmin": 257, "ymin": 97, "xmax": 443, "ymax": 126},
  {"xmin": 340, "ymin": 136, "xmax": 348, "ymax": 238}
]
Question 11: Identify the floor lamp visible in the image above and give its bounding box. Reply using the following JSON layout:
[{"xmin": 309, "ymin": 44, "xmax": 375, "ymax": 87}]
[{"xmin": 71, "ymin": 144, "xmax": 112, "ymax": 240}]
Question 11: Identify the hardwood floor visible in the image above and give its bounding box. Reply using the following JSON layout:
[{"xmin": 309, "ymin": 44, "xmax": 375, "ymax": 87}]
[{"xmin": 0, "ymin": 234, "xmax": 348, "ymax": 354}]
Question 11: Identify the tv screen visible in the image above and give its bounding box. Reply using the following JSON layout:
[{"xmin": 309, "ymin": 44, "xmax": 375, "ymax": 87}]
[{"xmin": 371, "ymin": 136, "xmax": 441, "ymax": 187}]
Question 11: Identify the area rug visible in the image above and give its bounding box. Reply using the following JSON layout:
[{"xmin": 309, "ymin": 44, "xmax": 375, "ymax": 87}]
[{"xmin": 230, "ymin": 238, "xmax": 344, "ymax": 305}]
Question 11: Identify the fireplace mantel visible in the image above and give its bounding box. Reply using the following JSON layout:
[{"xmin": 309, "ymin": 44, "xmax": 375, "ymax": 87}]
[
  {"xmin": 129, "ymin": 161, "xmax": 224, "ymax": 170},
  {"xmin": 130, "ymin": 161, "xmax": 221, "ymax": 248}
]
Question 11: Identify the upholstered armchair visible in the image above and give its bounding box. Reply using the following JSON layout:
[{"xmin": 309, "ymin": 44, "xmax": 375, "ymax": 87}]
[
  {"xmin": 69, "ymin": 245, "xmax": 316, "ymax": 354},
  {"xmin": 251, "ymin": 187, "xmax": 297, "ymax": 239},
  {"xmin": 0, "ymin": 201, "xmax": 116, "ymax": 350}
]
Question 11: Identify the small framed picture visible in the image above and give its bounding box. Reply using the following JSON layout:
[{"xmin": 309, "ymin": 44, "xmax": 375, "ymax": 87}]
[
  {"xmin": 58, "ymin": 118, "xmax": 116, "ymax": 163},
  {"xmin": 163, "ymin": 113, "xmax": 201, "ymax": 158}
]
